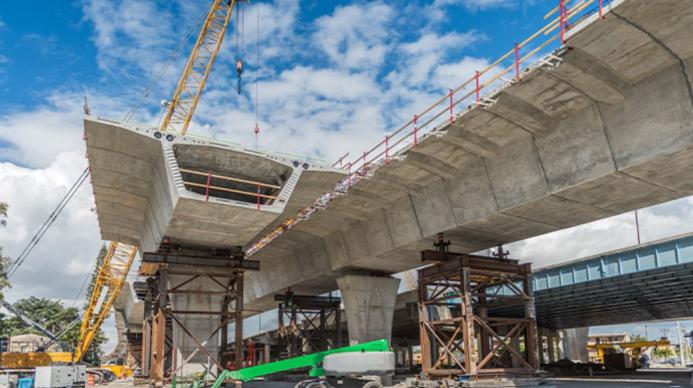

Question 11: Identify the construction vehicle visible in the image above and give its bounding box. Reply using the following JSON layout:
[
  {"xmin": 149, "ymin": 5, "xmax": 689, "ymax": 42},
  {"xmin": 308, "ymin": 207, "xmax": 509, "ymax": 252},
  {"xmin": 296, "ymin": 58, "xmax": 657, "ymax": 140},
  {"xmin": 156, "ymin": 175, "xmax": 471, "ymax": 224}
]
[
  {"xmin": 0, "ymin": 241, "xmax": 137, "ymax": 384},
  {"xmin": 0, "ymin": 300, "xmax": 78, "ymax": 368},
  {"xmin": 212, "ymin": 339, "xmax": 394, "ymax": 388},
  {"xmin": 587, "ymin": 338, "xmax": 670, "ymax": 368}
]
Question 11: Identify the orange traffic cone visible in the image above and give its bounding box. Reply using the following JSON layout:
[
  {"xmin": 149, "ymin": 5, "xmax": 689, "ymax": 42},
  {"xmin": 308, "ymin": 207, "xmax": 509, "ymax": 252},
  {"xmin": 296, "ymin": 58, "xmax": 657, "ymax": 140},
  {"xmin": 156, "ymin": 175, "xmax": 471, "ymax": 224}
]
[{"xmin": 87, "ymin": 373, "xmax": 96, "ymax": 386}]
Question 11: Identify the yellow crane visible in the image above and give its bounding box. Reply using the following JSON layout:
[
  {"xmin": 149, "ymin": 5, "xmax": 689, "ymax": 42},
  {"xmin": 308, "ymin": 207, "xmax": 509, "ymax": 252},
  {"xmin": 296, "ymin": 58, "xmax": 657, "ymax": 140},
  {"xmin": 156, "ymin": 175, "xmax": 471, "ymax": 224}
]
[
  {"xmin": 74, "ymin": 242, "xmax": 137, "ymax": 364},
  {"xmin": 4, "ymin": 0, "xmax": 242, "ymax": 375},
  {"xmin": 0, "ymin": 242, "xmax": 137, "ymax": 371},
  {"xmin": 160, "ymin": 0, "xmax": 238, "ymax": 135},
  {"xmin": 588, "ymin": 338, "xmax": 671, "ymax": 365}
]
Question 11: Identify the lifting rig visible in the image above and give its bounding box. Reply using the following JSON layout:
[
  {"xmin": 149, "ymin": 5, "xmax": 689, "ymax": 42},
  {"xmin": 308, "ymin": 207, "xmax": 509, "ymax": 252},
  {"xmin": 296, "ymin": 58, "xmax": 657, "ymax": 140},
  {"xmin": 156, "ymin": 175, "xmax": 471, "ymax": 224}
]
[
  {"xmin": 160, "ymin": 0, "xmax": 237, "ymax": 135},
  {"xmin": 75, "ymin": 242, "xmax": 138, "ymax": 363}
]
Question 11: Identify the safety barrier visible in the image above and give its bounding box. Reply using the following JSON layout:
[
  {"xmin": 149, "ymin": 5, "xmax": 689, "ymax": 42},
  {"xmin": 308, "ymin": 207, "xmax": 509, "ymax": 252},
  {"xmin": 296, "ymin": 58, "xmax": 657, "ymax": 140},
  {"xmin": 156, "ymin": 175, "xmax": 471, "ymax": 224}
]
[
  {"xmin": 179, "ymin": 167, "xmax": 279, "ymax": 208},
  {"xmin": 340, "ymin": 0, "xmax": 611, "ymax": 184},
  {"xmin": 247, "ymin": 0, "xmax": 614, "ymax": 256}
]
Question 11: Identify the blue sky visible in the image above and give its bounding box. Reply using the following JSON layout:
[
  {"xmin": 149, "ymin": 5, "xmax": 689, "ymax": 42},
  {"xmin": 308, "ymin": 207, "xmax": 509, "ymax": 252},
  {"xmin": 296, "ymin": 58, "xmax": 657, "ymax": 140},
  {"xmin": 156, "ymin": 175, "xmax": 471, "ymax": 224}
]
[
  {"xmin": 0, "ymin": 0, "xmax": 562, "ymax": 165},
  {"xmin": 3, "ymin": 0, "xmax": 693, "ymax": 352}
]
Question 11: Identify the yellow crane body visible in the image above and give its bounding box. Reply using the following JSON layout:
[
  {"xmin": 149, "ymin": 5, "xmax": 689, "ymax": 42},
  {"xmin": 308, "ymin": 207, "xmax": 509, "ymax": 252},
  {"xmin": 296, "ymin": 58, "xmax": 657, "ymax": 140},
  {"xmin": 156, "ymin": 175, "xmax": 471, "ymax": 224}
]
[
  {"xmin": 74, "ymin": 242, "xmax": 137, "ymax": 363},
  {"xmin": 160, "ymin": 0, "xmax": 237, "ymax": 135},
  {"xmin": 588, "ymin": 339, "xmax": 671, "ymax": 365}
]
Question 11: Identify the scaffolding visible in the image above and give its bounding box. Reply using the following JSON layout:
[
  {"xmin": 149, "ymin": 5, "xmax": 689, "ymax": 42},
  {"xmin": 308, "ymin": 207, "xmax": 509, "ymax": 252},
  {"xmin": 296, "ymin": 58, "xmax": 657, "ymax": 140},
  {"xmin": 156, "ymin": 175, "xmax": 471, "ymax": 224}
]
[
  {"xmin": 276, "ymin": 292, "xmax": 342, "ymax": 359},
  {"xmin": 137, "ymin": 245, "xmax": 259, "ymax": 385},
  {"xmin": 418, "ymin": 249, "xmax": 539, "ymax": 378}
]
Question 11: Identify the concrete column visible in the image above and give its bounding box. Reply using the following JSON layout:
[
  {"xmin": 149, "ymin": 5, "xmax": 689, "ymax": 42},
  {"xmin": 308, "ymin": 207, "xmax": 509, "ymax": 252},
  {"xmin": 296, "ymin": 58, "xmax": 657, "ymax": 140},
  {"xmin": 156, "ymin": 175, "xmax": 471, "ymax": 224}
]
[
  {"xmin": 560, "ymin": 327, "xmax": 589, "ymax": 363},
  {"xmin": 538, "ymin": 329, "xmax": 546, "ymax": 365},
  {"xmin": 547, "ymin": 331, "xmax": 557, "ymax": 363},
  {"xmin": 337, "ymin": 275, "xmax": 400, "ymax": 345},
  {"xmin": 167, "ymin": 273, "xmax": 226, "ymax": 375}
]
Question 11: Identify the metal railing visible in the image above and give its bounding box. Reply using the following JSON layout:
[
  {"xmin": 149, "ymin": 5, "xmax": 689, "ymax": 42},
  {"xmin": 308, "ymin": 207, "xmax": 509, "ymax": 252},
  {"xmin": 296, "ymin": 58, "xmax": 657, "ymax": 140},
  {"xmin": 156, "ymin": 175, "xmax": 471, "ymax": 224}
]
[
  {"xmin": 180, "ymin": 167, "xmax": 280, "ymax": 207},
  {"xmin": 247, "ymin": 0, "xmax": 613, "ymax": 256},
  {"xmin": 339, "ymin": 0, "xmax": 609, "ymax": 182}
]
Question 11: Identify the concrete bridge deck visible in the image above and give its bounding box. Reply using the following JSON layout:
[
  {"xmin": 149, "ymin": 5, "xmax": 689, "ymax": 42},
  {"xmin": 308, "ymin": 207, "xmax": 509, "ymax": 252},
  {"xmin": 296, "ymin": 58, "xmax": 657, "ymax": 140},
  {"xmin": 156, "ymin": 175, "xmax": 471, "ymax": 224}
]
[
  {"xmin": 86, "ymin": 0, "xmax": 693, "ymax": 365},
  {"xmin": 242, "ymin": 0, "xmax": 693, "ymax": 316}
]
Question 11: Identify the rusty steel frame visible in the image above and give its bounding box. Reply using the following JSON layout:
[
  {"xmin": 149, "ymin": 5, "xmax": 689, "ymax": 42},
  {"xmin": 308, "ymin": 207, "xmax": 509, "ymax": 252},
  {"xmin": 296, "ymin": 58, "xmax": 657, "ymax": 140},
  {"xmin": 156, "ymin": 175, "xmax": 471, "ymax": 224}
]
[
  {"xmin": 276, "ymin": 292, "xmax": 342, "ymax": 358},
  {"xmin": 418, "ymin": 250, "xmax": 539, "ymax": 379},
  {"xmin": 142, "ymin": 258, "xmax": 250, "ymax": 386}
]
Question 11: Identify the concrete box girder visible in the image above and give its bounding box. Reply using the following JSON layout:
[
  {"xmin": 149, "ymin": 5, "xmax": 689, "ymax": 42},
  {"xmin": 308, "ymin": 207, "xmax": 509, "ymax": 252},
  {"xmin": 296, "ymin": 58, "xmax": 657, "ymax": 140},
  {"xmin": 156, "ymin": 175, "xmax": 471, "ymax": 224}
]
[
  {"xmin": 85, "ymin": 117, "xmax": 345, "ymax": 256},
  {"xmin": 242, "ymin": 0, "xmax": 693, "ymax": 311}
]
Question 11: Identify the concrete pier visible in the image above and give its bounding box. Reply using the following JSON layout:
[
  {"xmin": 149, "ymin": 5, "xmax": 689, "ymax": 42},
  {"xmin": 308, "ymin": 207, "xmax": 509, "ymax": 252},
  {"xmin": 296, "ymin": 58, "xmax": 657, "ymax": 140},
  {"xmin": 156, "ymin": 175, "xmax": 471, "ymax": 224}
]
[{"xmin": 336, "ymin": 275, "xmax": 400, "ymax": 345}]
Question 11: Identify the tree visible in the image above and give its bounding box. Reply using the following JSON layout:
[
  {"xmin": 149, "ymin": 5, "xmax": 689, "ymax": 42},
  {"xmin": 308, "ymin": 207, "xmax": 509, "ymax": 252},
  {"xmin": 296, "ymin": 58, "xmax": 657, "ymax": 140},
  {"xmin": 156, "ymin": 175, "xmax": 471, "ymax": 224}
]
[
  {"xmin": 0, "ymin": 202, "xmax": 10, "ymax": 299},
  {"xmin": 0, "ymin": 297, "xmax": 107, "ymax": 363}
]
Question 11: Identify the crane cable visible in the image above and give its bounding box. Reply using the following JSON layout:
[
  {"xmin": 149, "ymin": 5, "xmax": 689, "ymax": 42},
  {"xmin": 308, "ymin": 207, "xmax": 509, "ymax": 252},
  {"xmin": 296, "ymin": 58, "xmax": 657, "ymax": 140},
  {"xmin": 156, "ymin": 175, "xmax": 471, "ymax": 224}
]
[
  {"xmin": 235, "ymin": 0, "xmax": 245, "ymax": 94},
  {"xmin": 8, "ymin": 167, "xmax": 89, "ymax": 278},
  {"xmin": 121, "ymin": 6, "xmax": 210, "ymax": 123},
  {"xmin": 253, "ymin": 8, "xmax": 260, "ymax": 149}
]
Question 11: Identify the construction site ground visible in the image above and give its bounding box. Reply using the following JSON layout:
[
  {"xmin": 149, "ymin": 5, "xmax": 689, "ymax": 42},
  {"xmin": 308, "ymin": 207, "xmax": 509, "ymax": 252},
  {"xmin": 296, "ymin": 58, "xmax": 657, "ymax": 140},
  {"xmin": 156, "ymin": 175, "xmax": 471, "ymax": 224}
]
[{"xmin": 104, "ymin": 369, "xmax": 693, "ymax": 388}]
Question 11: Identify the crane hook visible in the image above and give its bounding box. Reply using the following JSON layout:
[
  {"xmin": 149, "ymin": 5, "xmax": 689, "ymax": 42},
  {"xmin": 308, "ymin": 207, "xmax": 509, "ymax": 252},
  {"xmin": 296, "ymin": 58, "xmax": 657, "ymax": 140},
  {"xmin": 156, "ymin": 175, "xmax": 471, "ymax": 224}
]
[{"xmin": 236, "ymin": 59, "xmax": 244, "ymax": 94}]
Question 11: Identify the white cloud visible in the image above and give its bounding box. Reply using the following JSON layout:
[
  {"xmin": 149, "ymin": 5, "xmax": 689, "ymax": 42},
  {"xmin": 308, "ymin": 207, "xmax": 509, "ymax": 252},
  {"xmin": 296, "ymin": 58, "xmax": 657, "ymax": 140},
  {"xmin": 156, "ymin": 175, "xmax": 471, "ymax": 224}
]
[
  {"xmin": 313, "ymin": 2, "xmax": 394, "ymax": 71},
  {"xmin": 508, "ymin": 197, "xmax": 693, "ymax": 269},
  {"xmin": 434, "ymin": 0, "xmax": 536, "ymax": 12},
  {"xmin": 0, "ymin": 151, "xmax": 123, "ymax": 351}
]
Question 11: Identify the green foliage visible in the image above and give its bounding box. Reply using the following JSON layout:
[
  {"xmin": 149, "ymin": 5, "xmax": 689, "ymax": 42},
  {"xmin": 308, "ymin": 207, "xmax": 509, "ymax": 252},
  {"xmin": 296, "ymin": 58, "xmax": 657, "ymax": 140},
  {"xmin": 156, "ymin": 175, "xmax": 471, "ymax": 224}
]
[
  {"xmin": 85, "ymin": 245, "xmax": 108, "ymax": 308},
  {"xmin": 653, "ymin": 346, "xmax": 675, "ymax": 359},
  {"xmin": 0, "ymin": 201, "xmax": 10, "ymax": 299},
  {"xmin": 630, "ymin": 334, "xmax": 649, "ymax": 343},
  {"xmin": 0, "ymin": 202, "xmax": 7, "ymax": 227},
  {"xmin": 0, "ymin": 297, "xmax": 107, "ymax": 364}
]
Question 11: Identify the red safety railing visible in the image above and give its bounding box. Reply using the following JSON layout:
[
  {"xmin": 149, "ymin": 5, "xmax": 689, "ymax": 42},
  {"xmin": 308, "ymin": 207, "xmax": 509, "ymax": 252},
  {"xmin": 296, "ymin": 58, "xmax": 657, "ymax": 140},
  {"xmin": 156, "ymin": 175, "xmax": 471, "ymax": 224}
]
[
  {"xmin": 337, "ymin": 0, "xmax": 606, "ymax": 188},
  {"xmin": 247, "ymin": 0, "xmax": 611, "ymax": 256}
]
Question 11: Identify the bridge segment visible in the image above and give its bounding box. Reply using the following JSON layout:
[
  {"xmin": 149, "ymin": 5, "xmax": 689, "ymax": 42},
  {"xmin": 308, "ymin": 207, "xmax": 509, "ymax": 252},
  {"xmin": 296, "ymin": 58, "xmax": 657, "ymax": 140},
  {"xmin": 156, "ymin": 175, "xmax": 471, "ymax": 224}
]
[{"xmin": 243, "ymin": 0, "xmax": 693, "ymax": 346}]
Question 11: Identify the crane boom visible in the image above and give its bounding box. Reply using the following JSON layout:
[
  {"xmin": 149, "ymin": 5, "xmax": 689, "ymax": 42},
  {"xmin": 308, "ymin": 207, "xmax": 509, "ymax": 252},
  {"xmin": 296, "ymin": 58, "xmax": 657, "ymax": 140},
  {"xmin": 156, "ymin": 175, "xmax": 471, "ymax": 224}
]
[
  {"xmin": 74, "ymin": 242, "xmax": 137, "ymax": 362},
  {"xmin": 160, "ymin": 0, "xmax": 237, "ymax": 135}
]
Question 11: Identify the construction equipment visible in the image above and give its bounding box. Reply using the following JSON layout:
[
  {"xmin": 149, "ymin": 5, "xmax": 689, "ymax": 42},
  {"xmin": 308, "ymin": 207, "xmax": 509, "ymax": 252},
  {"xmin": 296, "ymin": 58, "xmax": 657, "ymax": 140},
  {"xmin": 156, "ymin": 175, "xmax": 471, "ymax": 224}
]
[
  {"xmin": 0, "ymin": 242, "xmax": 137, "ymax": 376},
  {"xmin": 160, "ymin": 0, "xmax": 238, "ymax": 135},
  {"xmin": 212, "ymin": 339, "xmax": 393, "ymax": 388},
  {"xmin": 587, "ymin": 338, "xmax": 671, "ymax": 367},
  {"xmin": 74, "ymin": 242, "xmax": 137, "ymax": 363},
  {"xmin": 0, "ymin": 300, "xmax": 77, "ymax": 369}
]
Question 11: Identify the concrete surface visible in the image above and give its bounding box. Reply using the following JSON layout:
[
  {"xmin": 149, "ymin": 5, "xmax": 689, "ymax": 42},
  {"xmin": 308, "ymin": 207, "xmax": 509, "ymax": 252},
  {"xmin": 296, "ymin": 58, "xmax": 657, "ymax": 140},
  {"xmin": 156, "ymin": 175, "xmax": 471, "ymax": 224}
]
[
  {"xmin": 84, "ymin": 117, "xmax": 345, "ymax": 255},
  {"xmin": 336, "ymin": 275, "xmax": 400, "ymax": 345},
  {"xmin": 88, "ymin": 0, "xmax": 693, "ymax": 362},
  {"xmin": 243, "ymin": 0, "xmax": 693, "ymax": 313}
]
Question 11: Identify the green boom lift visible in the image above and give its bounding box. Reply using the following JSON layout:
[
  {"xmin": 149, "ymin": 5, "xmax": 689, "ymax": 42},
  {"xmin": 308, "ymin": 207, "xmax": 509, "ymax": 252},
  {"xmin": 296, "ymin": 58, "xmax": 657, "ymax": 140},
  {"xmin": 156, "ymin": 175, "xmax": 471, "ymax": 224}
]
[{"xmin": 211, "ymin": 339, "xmax": 391, "ymax": 388}]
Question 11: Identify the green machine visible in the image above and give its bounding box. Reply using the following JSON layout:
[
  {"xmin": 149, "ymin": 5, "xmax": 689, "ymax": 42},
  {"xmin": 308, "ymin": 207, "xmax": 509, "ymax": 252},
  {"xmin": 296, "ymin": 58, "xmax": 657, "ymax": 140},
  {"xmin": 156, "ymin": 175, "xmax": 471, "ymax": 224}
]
[{"xmin": 211, "ymin": 339, "xmax": 391, "ymax": 388}]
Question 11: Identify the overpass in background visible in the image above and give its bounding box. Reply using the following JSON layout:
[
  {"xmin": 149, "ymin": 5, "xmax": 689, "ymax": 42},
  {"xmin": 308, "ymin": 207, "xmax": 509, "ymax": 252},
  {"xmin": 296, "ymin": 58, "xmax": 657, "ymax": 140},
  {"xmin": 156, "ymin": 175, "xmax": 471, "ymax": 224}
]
[
  {"xmin": 227, "ymin": 233, "xmax": 693, "ymax": 364},
  {"xmin": 84, "ymin": 0, "xmax": 693, "ymax": 377}
]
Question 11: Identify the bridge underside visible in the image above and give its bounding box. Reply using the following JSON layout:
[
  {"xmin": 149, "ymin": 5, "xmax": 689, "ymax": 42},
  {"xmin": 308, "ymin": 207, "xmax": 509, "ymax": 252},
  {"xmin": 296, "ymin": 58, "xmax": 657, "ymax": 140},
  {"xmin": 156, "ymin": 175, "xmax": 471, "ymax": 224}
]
[
  {"xmin": 244, "ymin": 0, "xmax": 693, "ymax": 311},
  {"xmin": 534, "ymin": 262, "xmax": 693, "ymax": 329}
]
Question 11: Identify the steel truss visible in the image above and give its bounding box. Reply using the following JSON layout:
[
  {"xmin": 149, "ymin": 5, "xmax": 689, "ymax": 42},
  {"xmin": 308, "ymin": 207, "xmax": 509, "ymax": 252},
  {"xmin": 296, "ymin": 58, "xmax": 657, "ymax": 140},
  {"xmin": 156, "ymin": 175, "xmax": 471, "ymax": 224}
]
[
  {"xmin": 138, "ymin": 248, "xmax": 258, "ymax": 386},
  {"xmin": 418, "ymin": 249, "xmax": 539, "ymax": 379},
  {"xmin": 276, "ymin": 292, "xmax": 342, "ymax": 358}
]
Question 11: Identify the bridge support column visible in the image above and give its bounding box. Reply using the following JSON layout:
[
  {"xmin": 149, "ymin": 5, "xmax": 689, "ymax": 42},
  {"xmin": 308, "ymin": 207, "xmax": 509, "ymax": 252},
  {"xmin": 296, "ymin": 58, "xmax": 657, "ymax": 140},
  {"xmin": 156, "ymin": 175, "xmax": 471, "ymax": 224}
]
[
  {"xmin": 547, "ymin": 330, "xmax": 558, "ymax": 363},
  {"xmin": 560, "ymin": 328, "xmax": 589, "ymax": 362},
  {"xmin": 336, "ymin": 274, "xmax": 400, "ymax": 345}
]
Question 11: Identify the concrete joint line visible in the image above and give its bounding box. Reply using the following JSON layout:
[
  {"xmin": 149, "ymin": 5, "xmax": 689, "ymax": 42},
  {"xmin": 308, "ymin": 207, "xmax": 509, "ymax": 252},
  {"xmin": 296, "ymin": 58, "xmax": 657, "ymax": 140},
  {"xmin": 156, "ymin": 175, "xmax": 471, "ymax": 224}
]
[
  {"xmin": 481, "ymin": 109, "xmax": 550, "ymax": 189},
  {"xmin": 441, "ymin": 179, "xmax": 460, "ymax": 227},
  {"xmin": 501, "ymin": 210, "xmax": 561, "ymax": 229},
  {"xmin": 407, "ymin": 194, "xmax": 425, "ymax": 240},
  {"xmin": 618, "ymin": 171, "xmax": 682, "ymax": 196},
  {"xmin": 595, "ymin": 102, "xmax": 619, "ymax": 171},
  {"xmin": 611, "ymin": 11, "xmax": 693, "ymax": 106},
  {"xmin": 539, "ymin": 68, "xmax": 599, "ymax": 102},
  {"xmin": 480, "ymin": 158, "xmax": 500, "ymax": 211}
]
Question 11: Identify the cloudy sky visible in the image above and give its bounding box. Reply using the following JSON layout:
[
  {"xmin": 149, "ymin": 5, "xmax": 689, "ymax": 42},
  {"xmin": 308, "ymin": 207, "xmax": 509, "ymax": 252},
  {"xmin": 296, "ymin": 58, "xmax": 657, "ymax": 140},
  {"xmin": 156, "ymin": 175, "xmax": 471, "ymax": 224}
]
[{"xmin": 2, "ymin": 0, "xmax": 693, "ymax": 352}]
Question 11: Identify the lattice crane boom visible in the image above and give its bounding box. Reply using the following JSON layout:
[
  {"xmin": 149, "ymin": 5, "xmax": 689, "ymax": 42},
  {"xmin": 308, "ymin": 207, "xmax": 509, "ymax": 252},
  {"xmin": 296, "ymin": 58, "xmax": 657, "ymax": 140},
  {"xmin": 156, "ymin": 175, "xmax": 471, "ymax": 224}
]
[
  {"xmin": 160, "ymin": 0, "xmax": 237, "ymax": 135},
  {"xmin": 74, "ymin": 241, "xmax": 137, "ymax": 362}
]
